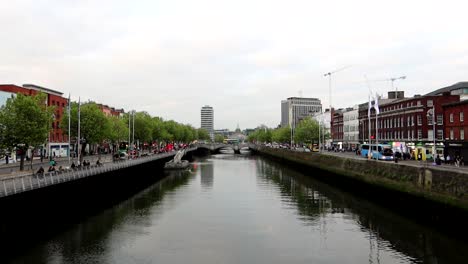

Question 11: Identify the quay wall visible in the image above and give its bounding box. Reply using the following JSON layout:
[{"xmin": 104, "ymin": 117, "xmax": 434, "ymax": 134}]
[{"xmin": 252, "ymin": 147, "xmax": 468, "ymax": 211}]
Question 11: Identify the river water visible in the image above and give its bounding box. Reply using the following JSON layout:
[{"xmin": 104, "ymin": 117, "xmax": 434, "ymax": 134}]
[{"xmin": 8, "ymin": 154, "xmax": 468, "ymax": 263}]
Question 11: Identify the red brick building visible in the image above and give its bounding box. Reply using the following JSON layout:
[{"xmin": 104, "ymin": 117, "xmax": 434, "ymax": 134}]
[
  {"xmin": 0, "ymin": 84, "xmax": 69, "ymax": 157},
  {"xmin": 97, "ymin": 103, "xmax": 125, "ymax": 117},
  {"xmin": 331, "ymin": 108, "xmax": 344, "ymax": 149},
  {"xmin": 358, "ymin": 91, "xmax": 459, "ymax": 158},
  {"xmin": 443, "ymin": 100, "xmax": 468, "ymax": 159}
]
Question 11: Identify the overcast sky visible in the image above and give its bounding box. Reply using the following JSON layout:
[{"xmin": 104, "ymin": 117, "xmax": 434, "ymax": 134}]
[{"xmin": 1, "ymin": 0, "xmax": 467, "ymax": 130}]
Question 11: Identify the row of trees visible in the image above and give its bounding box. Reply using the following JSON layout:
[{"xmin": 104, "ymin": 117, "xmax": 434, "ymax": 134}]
[
  {"xmin": 0, "ymin": 93, "xmax": 211, "ymax": 170},
  {"xmin": 247, "ymin": 117, "xmax": 328, "ymax": 145}
]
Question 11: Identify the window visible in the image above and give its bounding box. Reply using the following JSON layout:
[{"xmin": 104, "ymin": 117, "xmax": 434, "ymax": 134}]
[
  {"xmin": 450, "ymin": 113, "xmax": 454, "ymax": 123},
  {"xmin": 437, "ymin": 129, "xmax": 443, "ymax": 140},
  {"xmin": 417, "ymin": 115, "xmax": 422, "ymax": 125},
  {"xmin": 450, "ymin": 128, "xmax": 454, "ymax": 140},
  {"xmin": 417, "ymin": 129, "xmax": 422, "ymax": 139},
  {"xmin": 417, "ymin": 100, "xmax": 421, "ymax": 106},
  {"xmin": 460, "ymin": 112, "xmax": 464, "ymax": 122},
  {"xmin": 461, "ymin": 129, "xmax": 465, "ymax": 140},
  {"xmin": 427, "ymin": 100, "xmax": 433, "ymax": 107},
  {"xmin": 428, "ymin": 129, "xmax": 434, "ymax": 141},
  {"xmin": 437, "ymin": 114, "xmax": 443, "ymax": 125}
]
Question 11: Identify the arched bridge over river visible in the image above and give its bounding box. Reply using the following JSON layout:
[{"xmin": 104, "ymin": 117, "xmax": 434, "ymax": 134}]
[{"xmin": 196, "ymin": 143, "xmax": 251, "ymax": 154}]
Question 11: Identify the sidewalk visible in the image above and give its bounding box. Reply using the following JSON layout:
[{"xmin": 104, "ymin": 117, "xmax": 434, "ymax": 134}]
[{"xmin": 0, "ymin": 154, "xmax": 114, "ymax": 178}]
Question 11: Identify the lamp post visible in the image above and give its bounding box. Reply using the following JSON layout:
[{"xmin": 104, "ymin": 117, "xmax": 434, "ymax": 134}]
[{"xmin": 427, "ymin": 106, "xmax": 436, "ymax": 158}]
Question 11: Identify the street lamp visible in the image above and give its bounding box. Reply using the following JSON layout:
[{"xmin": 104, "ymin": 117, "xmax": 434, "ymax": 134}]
[{"xmin": 427, "ymin": 106, "xmax": 436, "ymax": 158}]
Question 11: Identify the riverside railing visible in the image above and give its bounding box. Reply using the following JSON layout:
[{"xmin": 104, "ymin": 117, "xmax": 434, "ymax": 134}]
[{"xmin": 0, "ymin": 148, "xmax": 196, "ymax": 198}]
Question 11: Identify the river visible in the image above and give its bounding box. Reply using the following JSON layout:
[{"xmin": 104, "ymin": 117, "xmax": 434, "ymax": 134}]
[{"xmin": 7, "ymin": 154, "xmax": 468, "ymax": 263}]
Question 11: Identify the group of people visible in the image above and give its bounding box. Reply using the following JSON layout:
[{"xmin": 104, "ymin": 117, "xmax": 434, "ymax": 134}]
[
  {"xmin": 36, "ymin": 164, "xmax": 64, "ymax": 175},
  {"xmin": 444, "ymin": 154, "xmax": 465, "ymax": 167}
]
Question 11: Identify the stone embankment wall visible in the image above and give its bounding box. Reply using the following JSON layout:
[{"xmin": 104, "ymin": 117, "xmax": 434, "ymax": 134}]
[{"xmin": 253, "ymin": 147, "xmax": 468, "ymax": 210}]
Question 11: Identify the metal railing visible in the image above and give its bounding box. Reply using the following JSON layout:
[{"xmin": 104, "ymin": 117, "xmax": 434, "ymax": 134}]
[{"xmin": 0, "ymin": 148, "xmax": 197, "ymax": 198}]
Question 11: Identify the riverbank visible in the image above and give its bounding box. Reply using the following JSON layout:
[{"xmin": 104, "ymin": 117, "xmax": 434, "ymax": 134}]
[{"xmin": 251, "ymin": 145, "xmax": 468, "ymax": 240}]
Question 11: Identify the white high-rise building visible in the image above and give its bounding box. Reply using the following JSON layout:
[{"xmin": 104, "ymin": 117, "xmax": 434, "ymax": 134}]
[
  {"xmin": 201, "ymin": 105, "xmax": 214, "ymax": 140},
  {"xmin": 281, "ymin": 97, "xmax": 322, "ymax": 128}
]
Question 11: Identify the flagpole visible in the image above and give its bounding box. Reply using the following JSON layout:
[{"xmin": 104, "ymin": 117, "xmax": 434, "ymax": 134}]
[
  {"xmin": 68, "ymin": 94, "xmax": 71, "ymax": 165},
  {"xmin": 77, "ymin": 97, "xmax": 81, "ymax": 165},
  {"xmin": 375, "ymin": 93, "xmax": 379, "ymax": 151},
  {"xmin": 368, "ymin": 94, "xmax": 371, "ymax": 159}
]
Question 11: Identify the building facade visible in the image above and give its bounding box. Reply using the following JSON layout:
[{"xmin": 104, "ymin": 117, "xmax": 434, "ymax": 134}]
[
  {"xmin": 443, "ymin": 100, "xmax": 468, "ymax": 159},
  {"xmin": 0, "ymin": 84, "xmax": 69, "ymax": 157},
  {"xmin": 359, "ymin": 92, "xmax": 459, "ymax": 157},
  {"xmin": 311, "ymin": 109, "xmax": 332, "ymax": 148},
  {"xmin": 97, "ymin": 103, "xmax": 125, "ymax": 117},
  {"xmin": 281, "ymin": 97, "xmax": 322, "ymax": 128},
  {"xmin": 331, "ymin": 109, "xmax": 344, "ymax": 149},
  {"xmin": 201, "ymin": 105, "xmax": 214, "ymax": 141},
  {"xmin": 343, "ymin": 106, "xmax": 359, "ymax": 150}
]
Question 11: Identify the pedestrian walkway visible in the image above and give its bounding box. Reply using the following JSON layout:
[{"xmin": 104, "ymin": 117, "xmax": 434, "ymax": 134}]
[{"xmin": 0, "ymin": 154, "xmax": 114, "ymax": 177}]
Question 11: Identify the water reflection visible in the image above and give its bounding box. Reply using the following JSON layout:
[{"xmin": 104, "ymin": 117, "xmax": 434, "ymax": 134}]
[
  {"xmin": 255, "ymin": 158, "xmax": 468, "ymax": 264},
  {"xmin": 6, "ymin": 156, "xmax": 468, "ymax": 264},
  {"xmin": 8, "ymin": 171, "xmax": 193, "ymax": 264},
  {"xmin": 199, "ymin": 161, "xmax": 214, "ymax": 189}
]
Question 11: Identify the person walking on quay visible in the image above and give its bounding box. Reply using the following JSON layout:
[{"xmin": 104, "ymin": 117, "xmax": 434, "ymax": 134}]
[
  {"xmin": 36, "ymin": 166, "xmax": 44, "ymax": 176},
  {"xmin": 435, "ymin": 155, "xmax": 442, "ymax": 165},
  {"xmin": 5, "ymin": 154, "xmax": 9, "ymax": 165},
  {"xmin": 71, "ymin": 161, "xmax": 76, "ymax": 170},
  {"xmin": 446, "ymin": 154, "xmax": 451, "ymax": 165},
  {"xmin": 417, "ymin": 151, "xmax": 422, "ymax": 162}
]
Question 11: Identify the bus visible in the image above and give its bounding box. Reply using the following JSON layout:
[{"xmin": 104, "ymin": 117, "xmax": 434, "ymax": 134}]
[{"xmin": 360, "ymin": 144, "xmax": 394, "ymax": 161}]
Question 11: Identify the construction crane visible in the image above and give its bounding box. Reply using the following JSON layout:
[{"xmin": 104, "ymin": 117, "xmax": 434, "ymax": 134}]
[
  {"xmin": 323, "ymin": 65, "xmax": 351, "ymax": 110},
  {"xmin": 369, "ymin": 76, "xmax": 407, "ymax": 93}
]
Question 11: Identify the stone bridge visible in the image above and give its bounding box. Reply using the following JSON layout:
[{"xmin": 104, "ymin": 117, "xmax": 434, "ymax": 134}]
[{"xmin": 196, "ymin": 143, "xmax": 251, "ymax": 154}]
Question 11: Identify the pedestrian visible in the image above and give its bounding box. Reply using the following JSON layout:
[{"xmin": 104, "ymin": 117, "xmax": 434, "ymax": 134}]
[
  {"xmin": 435, "ymin": 155, "xmax": 442, "ymax": 165},
  {"xmin": 36, "ymin": 166, "xmax": 44, "ymax": 175},
  {"xmin": 71, "ymin": 161, "xmax": 76, "ymax": 170},
  {"xmin": 5, "ymin": 155, "xmax": 9, "ymax": 164},
  {"xmin": 461, "ymin": 156, "xmax": 465, "ymax": 166},
  {"xmin": 417, "ymin": 151, "xmax": 422, "ymax": 162}
]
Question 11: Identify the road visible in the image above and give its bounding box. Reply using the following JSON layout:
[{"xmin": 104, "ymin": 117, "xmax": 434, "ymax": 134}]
[{"xmin": 317, "ymin": 149, "xmax": 468, "ymax": 174}]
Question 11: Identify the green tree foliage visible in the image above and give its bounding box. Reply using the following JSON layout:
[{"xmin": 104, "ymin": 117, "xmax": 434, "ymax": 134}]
[
  {"xmin": 214, "ymin": 134, "xmax": 225, "ymax": 143},
  {"xmin": 294, "ymin": 117, "xmax": 319, "ymax": 144},
  {"xmin": 271, "ymin": 126, "xmax": 291, "ymax": 143},
  {"xmin": 107, "ymin": 115, "xmax": 128, "ymax": 143},
  {"xmin": 133, "ymin": 111, "xmax": 153, "ymax": 143},
  {"xmin": 62, "ymin": 102, "xmax": 110, "ymax": 145},
  {"xmin": 247, "ymin": 127, "xmax": 272, "ymax": 143},
  {"xmin": 197, "ymin": 128, "xmax": 210, "ymax": 140},
  {"xmin": 0, "ymin": 93, "xmax": 54, "ymax": 170}
]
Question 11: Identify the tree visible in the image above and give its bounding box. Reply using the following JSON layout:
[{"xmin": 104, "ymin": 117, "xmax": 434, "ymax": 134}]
[
  {"xmin": 62, "ymin": 102, "xmax": 110, "ymax": 161},
  {"xmin": 294, "ymin": 117, "xmax": 319, "ymax": 144},
  {"xmin": 272, "ymin": 126, "xmax": 291, "ymax": 143},
  {"xmin": 197, "ymin": 128, "xmax": 210, "ymax": 140},
  {"xmin": 214, "ymin": 134, "xmax": 225, "ymax": 143},
  {"xmin": 0, "ymin": 93, "xmax": 54, "ymax": 171},
  {"xmin": 107, "ymin": 115, "xmax": 128, "ymax": 144},
  {"xmin": 133, "ymin": 111, "xmax": 153, "ymax": 144}
]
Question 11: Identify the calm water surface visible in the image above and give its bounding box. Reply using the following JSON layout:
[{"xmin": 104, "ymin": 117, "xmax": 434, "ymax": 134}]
[{"xmin": 10, "ymin": 155, "xmax": 468, "ymax": 263}]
